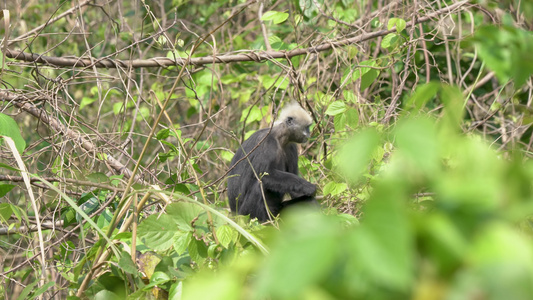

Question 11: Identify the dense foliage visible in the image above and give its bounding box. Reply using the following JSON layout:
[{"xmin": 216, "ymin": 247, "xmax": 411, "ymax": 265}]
[{"xmin": 0, "ymin": 0, "xmax": 532, "ymax": 299}]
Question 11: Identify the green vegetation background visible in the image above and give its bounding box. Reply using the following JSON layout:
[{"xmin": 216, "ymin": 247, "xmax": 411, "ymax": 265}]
[{"xmin": 0, "ymin": 0, "xmax": 532, "ymax": 299}]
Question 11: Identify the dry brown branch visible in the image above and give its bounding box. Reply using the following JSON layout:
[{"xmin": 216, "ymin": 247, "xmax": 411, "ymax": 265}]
[
  {"xmin": 0, "ymin": 221, "xmax": 64, "ymax": 235},
  {"xmin": 0, "ymin": 90, "xmax": 145, "ymax": 183},
  {"xmin": 8, "ymin": 0, "xmax": 93, "ymax": 45},
  {"xmin": 3, "ymin": 0, "xmax": 469, "ymax": 69}
]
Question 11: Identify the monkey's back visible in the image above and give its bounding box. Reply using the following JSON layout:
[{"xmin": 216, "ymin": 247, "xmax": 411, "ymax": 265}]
[{"xmin": 227, "ymin": 128, "xmax": 298, "ymax": 218}]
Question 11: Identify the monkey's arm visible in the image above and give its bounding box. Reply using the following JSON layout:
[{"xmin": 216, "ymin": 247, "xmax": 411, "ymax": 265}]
[{"xmin": 261, "ymin": 169, "xmax": 316, "ymax": 196}]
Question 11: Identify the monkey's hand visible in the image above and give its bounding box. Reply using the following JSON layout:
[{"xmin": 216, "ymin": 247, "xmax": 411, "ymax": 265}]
[{"xmin": 297, "ymin": 181, "xmax": 316, "ymax": 197}]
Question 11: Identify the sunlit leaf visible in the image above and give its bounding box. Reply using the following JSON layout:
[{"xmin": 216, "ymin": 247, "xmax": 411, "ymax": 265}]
[{"xmin": 0, "ymin": 113, "xmax": 25, "ymax": 153}]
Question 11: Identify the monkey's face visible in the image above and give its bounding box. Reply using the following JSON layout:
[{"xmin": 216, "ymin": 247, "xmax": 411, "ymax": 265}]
[{"xmin": 286, "ymin": 116, "xmax": 311, "ymax": 143}]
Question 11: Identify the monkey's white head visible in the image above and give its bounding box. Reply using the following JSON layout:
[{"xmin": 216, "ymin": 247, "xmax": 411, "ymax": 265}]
[{"xmin": 275, "ymin": 102, "xmax": 313, "ymax": 143}]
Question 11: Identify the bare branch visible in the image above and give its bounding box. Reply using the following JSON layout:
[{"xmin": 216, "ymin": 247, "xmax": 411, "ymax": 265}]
[
  {"xmin": 0, "ymin": 90, "xmax": 145, "ymax": 183},
  {"xmin": 3, "ymin": 0, "xmax": 469, "ymax": 69}
]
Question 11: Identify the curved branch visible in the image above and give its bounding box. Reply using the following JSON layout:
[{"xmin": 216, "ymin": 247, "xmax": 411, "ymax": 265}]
[{"xmin": 3, "ymin": 0, "xmax": 469, "ymax": 69}]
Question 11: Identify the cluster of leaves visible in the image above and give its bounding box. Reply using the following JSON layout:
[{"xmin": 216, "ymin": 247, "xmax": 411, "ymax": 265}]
[{"xmin": 180, "ymin": 85, "xmax": 533, "ymax": 299}]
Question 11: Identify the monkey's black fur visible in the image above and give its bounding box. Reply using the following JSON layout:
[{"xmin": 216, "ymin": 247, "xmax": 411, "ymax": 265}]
[{"xmin": 227, "ymin": 104, "xmax": 317, "ymax": 222}]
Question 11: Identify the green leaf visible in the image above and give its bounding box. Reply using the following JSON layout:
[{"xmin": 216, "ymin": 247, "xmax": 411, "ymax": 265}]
[
  {"xmin": 353, "ymin": 60, "xmax": 375, "ymax": 81},
  {"xmin": 173, "ymin": 231, "xmax": 192, "ymax": 255},
  {"xmin": 256, "ymin": 211, "xmax": 339, "ymax": 299},
  {"xmin": 440, "ymin": 85, "xmax": 465, "ymax": 132},
  {"xmin": 346, "ymin": 108, "xmax": 359, "ymax": 128},
  {"xmin": 113, "ymin": 102, "xmax": 124, "ymax": 115},
  {"xmin": 388, "ymin": 18, "xmax": 406, "ymax": 33},
  {"xmin": 94, "ymin": 290, "xmax": 121, "ymax": 300},
  {"xmin": 0, "ymin": 184, "xmax": 15, "ymax": 197},
  {"xmin": 360, "ymin": 69, "xmax": 380, "ymax": 90},
  {"xmin": 0, "ymin": 162, "xmax": 18, "ymax": 171},
  {"xmin": 0, "ymin": 113, "xmax": 26, "ymax": 153},
  {"xmin": 169, "ymin": 282, "xmax": 183, "ymax": 300},
  {"xmin": 216, "ymin": 225, "xmax": 238, "ymax": 248},
  {"xmin": 261, "ymin": 11, "xmax": 289, "ymax": 24},
  {"xmin": 323, "ymin": 181, "xmax": 348, "ymax": 196},
  {"xmin": 0, "ymin": 203, "xmax": 13, "ymax": 223},
  {"xmin": 16, "ymin": 280, "xmax": 39, "ymax": 300},
  {"xmin": 79, "ymin": 96, "xmax": 96, "ymax": 111},
  {"xmin": 31, "ymin": 281, "xmax": 55, "ymax": 299},
  {"xmin": 336, "ymin": 128, "xmax": 381, "ymax": 182},
  {"xmin": 343, "ymin": 90, "xmax": 357, "ymax": 103},
  {"xmin": 137, "ymin": 214, "xmax": 178, "ymax": 251},
  {"xmin": 156, "ymin": 128, "xmax": 170, "ymax": 140},
  {"xmin": 325, "ymin": 101, "xmax": 346, "ymax": 116},
  {"xmin": 473, "ymin": 25, "xmax": 533, "ymax": 87},
  {"xmin": 404, "ymin": 82, "xmax": 441, "ymax": 112},
  {"xmin": 349, "ymin": 176, "xmax": 414, "ymax": 290},
  {"xmin": 151, "ymin": 271, "xmax": 171, "ymax": 284},
  {"xmin": 188, "ymin": 238, "xmax": 208, "ymax": 263},
  {"xmin": 381, "ymin": 33, "xmax": 399, "ymax": 49},
  {"xmin": 395, "ymin": 117, "xmax": 440, "ymax": 176},
  {"xmin": 334, "ymin": 113, "xmax": 346, "ymax": 132},
  {"xmin": 220, "ymin": 150, "xmax": 234, "ymax": 162},
  {"xmin": 166, "ymin": 202, "xmax": 203, "ymax": 231},
  {"xmin": 118, "ymin": 251, "xmax": 138, "ymax": 275}
]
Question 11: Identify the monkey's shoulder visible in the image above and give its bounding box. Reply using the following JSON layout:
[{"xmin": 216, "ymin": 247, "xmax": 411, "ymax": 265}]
[{"xmin": 241, "ymin": 128, "xmax": 278, "ymax": 149}]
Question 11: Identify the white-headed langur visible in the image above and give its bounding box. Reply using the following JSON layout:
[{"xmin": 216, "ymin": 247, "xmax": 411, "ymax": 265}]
[{"xmin": 227, "ymin": 102, "xmax": 318, "ymax": 222}]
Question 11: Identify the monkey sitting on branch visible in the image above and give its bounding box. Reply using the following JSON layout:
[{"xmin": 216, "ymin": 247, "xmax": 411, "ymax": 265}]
[{"xmin": 227, "ymin": 102, "xmax": 318, "ymax": 222}]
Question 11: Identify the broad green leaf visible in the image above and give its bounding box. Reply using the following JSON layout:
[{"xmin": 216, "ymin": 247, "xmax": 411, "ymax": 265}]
[
  {"xmin": 346, "ymin": 108, "xmax": 359, "ymax": 128},
  {"xmin": 360, "ymin": 69, "xmax": 380, "ymax": 90},
  {"xmin": 94, "ymin": 290, "xmax": 121, "ymax": 300},
  {"xmin": 220, "ymin": 150, "xmax": 234, "ymax": 162},
  {"xmin": 325, "ymin": 101, "xmax": 346, "ymax": 116},
  {"xmin": 216, "ymin": 225, "xmax": 238, "ymax": 248},
  {"xmin": 150, "ymin": 271, "xmax": 171, "ymax": 284},
  {"xmin": 381, "ymin": 33, "xmax": 399, "ymax": 49},
  {"xmin": 255, "ymin": 211, "xmax": 339, "ymax": 299},
  {"xmin": 137, "ymin": 214, "xmax": 177, "ymax": 251},
  {"xmin": 188, "ymin": 238, "xmax": 208, "ymax": 263},
  {"xmin": 343, "ymin": 90, "xmax": 357, "ymax": 103},
  {"xmin": 388, "ymin": 18, "xmax": 406, "ymax": 33},
  {"xmin": 31, "ymin": 281, "xmax": 55, "ymax": 299},
  {"xmin": 334, "ymin": 113, "xmax": 346, "ymax": 132},
  {"xmin": 118, "ymin": 251, "xmax": 138, "ymax": 275},
  {"xmin": 79, "ymin": 96, "xmax": 96, "ymax": 111},
  {"xmin": 0, "ymin": 184, "xmax": 15, "ymax": 197},
  {"xmin": 174, "ymin": 231, "xmax": 192, "ymax": 255},
  {"xmin": 353, "ymin": 60, "xmax": 375, "ymax": 81},
  {"xmin": 473, "ymin": 25, "xmax": 533, "ymax": 87},
  {"xmin": 0, "ymin": 203, "xmax": 12, "ymax": 223},
  {"xmin": 395, "ymin": 117, "xmax": 440, "ymax": 176},
  {"xmin": 261, "ymin": 11, "xmax": 289, "ymax": 24},
  {"xmin": 16, "ymin": 280, "xmax": 40, "ymax": 300},
  {"xmin": 169, "ymin": 282, "xmax": 183, "ymax": 300},
  {"xmin": 404, "ymin": 82, "xmax": 440, "ymax": 112},
  {"xmin": 0, "ymin": 113, "xmax": 26, "ymax": 153},
  {"xmin": 336, "ymin": 128, "xmax": 381, "ymax": 182},
  {"xmin": 166, "ymin": 202, "xmax": 203, "ymax": 231},
  {"xmin": 349, "ymin": 177, "xmax": 414, "ymax": 290},
  {"xmin": 323, "ymin": 181, "xmax": 348, "ymax": 196},
  {"xmin": 440, "ymin": 85, "xmax": 465, "ymax": 132},
  {"xmin": 113, "ymin": 102, "xmax": 124, "ymax": 115}
]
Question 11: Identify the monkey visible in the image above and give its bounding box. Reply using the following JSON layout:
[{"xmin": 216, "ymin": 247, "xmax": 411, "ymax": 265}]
[{"xmin": 227, "ymin": 102, "xmax": 318, "ymax": 222}]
